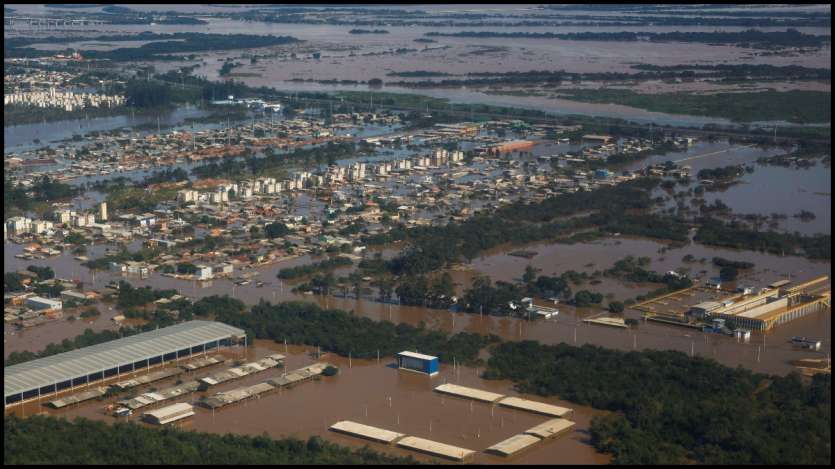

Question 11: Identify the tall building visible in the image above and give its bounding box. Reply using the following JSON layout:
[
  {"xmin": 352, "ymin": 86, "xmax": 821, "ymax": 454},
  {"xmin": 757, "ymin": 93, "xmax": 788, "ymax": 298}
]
[{"xmin": 98, "ymin": 202, "xmax": 108, "ymax": 222}]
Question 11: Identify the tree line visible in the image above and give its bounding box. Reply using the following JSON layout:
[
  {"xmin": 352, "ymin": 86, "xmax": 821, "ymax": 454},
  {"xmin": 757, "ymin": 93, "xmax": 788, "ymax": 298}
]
[
  {"xmin": 425, "ymin": 29, "xmax": 830, "ymax": 48},
  {"xmin": 4, "ymin": 415, "xmax": 417, "ymax": 465},
  {"xmin": 483, "ymin": 340, "xmax": 831, "ymax": 465},
  {"xmin": 277, "ymin": 256, "xmax": 353, "ymax": 279}
]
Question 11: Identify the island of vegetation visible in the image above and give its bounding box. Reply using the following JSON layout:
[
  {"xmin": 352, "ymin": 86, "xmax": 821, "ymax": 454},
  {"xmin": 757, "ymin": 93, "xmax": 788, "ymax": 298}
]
[
  {"xmin": 425, "ymin": 29, "xmax": 831, "ymax": 49},
  {"xmin": 5, "ymin": 32, "xmax": 300, "ymax": 61},
  {"xmin": 348, "ymin": 29, "xmax": 389, "ymax": 34},
  {"xmin": 551, "ymin": 89, "xmax": 831, "ymax": 124}
]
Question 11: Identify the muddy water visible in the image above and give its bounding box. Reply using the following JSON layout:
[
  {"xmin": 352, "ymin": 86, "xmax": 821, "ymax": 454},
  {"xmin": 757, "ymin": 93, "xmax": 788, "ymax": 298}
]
[
  {"xmin": 120, "ymin": 19, "xmax": 828, "ymax": 128},
  {"xmin": 5, "ymin": 341, "xmax": 610, "ymax": 464},
  {"xmin": 618, "ymin": 140, "xmax": 831, "ymax": 236},
  {"xmin": 699, "ymin": 163, "xmax": 831, "ymax": 236},
  {"xmin": 5, "ymin": 234, "xmax": 830, "ymax": 376},
  {"xmin": 466, "ymin": 235, "xmax": 832, "ymax": 291},
  {"xmin": 3, "ymin": 106, "xmax": 209, "ymax": 155},
  {"xmin": 4, "ymin": 303, "xmax": 121, "ymax": 358}
]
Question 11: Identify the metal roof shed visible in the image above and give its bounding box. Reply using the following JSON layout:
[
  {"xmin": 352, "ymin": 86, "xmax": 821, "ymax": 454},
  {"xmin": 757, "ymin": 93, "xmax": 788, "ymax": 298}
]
[{"xmin": 5, "ymin": 320, "xmax": 245, "ymax": 406}]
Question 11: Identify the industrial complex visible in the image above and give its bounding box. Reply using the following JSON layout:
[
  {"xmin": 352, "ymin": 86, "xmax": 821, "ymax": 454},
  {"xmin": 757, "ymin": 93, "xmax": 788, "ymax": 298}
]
[
  {"xmin": 4, "ymin": 320, "xmax": 246, "ymax": 406},
  {"xmin": 633, "ymin": 275, "xmax": 830, "ymax": 333}
]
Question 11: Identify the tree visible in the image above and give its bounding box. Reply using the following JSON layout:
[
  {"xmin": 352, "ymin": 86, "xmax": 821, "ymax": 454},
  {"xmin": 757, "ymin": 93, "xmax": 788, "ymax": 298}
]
[
  {"xmin": 573, "ymin": 290, "xmax": 603, "ymax": 307},
  {"xmin": 608, "ymin": 301, "xmax": 625, "ymax": 314},
  {"xmin": 177, "ymin": 263, "xmax": 198, "ymax": 275},
  {"xmin": 348, "ymin": 272, "xmax": 364, "ymax": 299},
  {"xmin": 522, "ymin": 265, "xmax": 540, "ymax": 286},
  {"xmin": 719, "ymin": 265, "xmax": 739, "ymax": 281},
  {"xmin": 27, "ymin": 265, "xmax": 55, "ymax": 281},
  {"xmin": 265, "ymin": 222, "xmax": 290, "ymax": 239},
  {"xmin": 4, "ymin": 272, "xmax": 26, "ymax": 292}
]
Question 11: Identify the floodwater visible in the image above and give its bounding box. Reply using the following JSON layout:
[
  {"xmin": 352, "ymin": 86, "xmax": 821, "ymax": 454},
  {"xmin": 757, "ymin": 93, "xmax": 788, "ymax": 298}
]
[
  {"xmin": 3, "ymin": 141, "xmax": 830, "ymax": 371},
  {"xmin": 9, "ymin": 7, "xmax": 830, "ymax": 129},
  {"xmin": 119, "ymin": 14, "xmax": 828, "ymax": 128},
  {"xmin": 5, "ymin": 232, "xmax": 830, "ymax": 377},
  {"xmin": 620, "ymin": 140, "xmax": 831, "ymax": 236},
  {"xmin": 700, "ymin": 163, "xmax": 831, "ymax": 236},
  {"xmin": 178, "ymin": 55, "xmax": 829, "ymax": 128},
  {"xmin": 3, "ymin": 106, "xmax": 209, "ymax": 154},
  {"xmin": 5, "ymin": 341, "xmax": 610, "ymax": 465}
]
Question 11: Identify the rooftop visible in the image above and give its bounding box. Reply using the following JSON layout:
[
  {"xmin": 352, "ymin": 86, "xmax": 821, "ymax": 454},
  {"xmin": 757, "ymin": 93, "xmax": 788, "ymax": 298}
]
[
  {"xmin": 497, "ymin": 396, "xmax": 573, "ymax": 417},
  {"xmin": 5, "ymin": 320, "xmax": 245, "ymax": 398},
  {"xmin": 396, "ymin": 436, "xmax": 476, "ymax": 461},
  {"xmin": 524, "ymin": 418, "xmax": 576, "ymax": 439},
  {"xmin": 397, "ymin": 351, "xmax": 438, "ymax": 361},
  {"xmin": 486, "ymin": 434, "xmax": 541, "ymax": 456},
  {"xmin": 433, "ymin": 383, "xmax": 505, "ymax": 403},
  {"xmin": 329, "ymin": 421, "xmax": 405, "ymax": 444}
]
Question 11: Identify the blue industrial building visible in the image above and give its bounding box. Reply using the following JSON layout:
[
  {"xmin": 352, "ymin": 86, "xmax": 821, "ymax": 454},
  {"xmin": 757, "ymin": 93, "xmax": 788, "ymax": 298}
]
[{"xmin": 396, "ymin": 351, "xmax": 439, "ymax": 376}]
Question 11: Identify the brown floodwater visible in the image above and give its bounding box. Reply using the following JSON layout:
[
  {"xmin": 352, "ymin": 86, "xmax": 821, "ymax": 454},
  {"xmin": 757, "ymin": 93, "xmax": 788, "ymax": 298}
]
[
  {"xmin": 5, "ymin": 234, "xmax": 830, "ymax": 377},
  {"xmin": 107, "ymin": 17, "xmax": 829, "ymax": 127},
  {"xmin": 5, "ymin": 340, "xmax": 610, "ymax": 465}
]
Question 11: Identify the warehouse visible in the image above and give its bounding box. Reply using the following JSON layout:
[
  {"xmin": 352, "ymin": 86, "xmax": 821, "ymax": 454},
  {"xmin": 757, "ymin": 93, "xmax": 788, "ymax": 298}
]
[
  {"xmin": 4, "ymin": 320, "xmax": 246, "ymax": 406},
  {"xmin": 396, "ymin": 436, "xmax": 475, "ymax": 462},
  {"xmin": 25, "ymin": 296, "xmax": 62, "ymax": 311},
  {"xmin": 143, "ymin": 402, "xmax": 195, "ymax": 425},
  {"xmin": 486, "ymin": 434, "xmax": 542, "ymax": 457},
  {"xmin": 329, "ymin": 421, "xmax": 405, "ymax": 444},
  {"xmin": 433, "ymin": 383, "xmax": 505, "ymax": 403},
  {"xmin": 497, "ymin": 396, "xmax": 574, "ymax": 418}
]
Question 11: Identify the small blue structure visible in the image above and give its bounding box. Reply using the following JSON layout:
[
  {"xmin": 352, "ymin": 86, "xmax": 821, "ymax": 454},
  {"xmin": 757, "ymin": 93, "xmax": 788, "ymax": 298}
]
[
  {"xmin": 396, "ymin": 351, "xmax": 439, "ymax": 376},
  {"xmin": 594, "ymin": 169, "xmax": 612, "ymax": 179}
]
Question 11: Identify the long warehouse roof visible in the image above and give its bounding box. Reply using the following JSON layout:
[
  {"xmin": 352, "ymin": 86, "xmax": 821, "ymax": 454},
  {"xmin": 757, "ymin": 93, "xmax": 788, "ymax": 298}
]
[{"xmin": 5, "ymin": 321, "xmax": 245, "ymax": 398}]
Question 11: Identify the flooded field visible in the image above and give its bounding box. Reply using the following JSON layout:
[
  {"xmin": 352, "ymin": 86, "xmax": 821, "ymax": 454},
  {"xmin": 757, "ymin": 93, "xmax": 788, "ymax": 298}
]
[
  {"xmin": 127, "ymin": 15, "xmax": 828, "ymax": 127},
  {"xmin": 4, "ymin": 341, "xmax": 610, "ymax": 464},
  {"xmin": 699, "ymin": 163, "xmax": 831, "ymax": 235},
  {"xmin": 10, "ymin": 7, "xmax": 829, "ymax": 129},
  {"xmin": 618, "ymin": 140, "xmax": 831, "ymax": 236}
]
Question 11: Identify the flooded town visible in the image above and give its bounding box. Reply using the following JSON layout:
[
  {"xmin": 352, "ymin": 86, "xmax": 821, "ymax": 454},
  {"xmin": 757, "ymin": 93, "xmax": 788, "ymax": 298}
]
[{"xmin": 4, "ymin": 4, "xmax": 831, "ymax": 467}]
